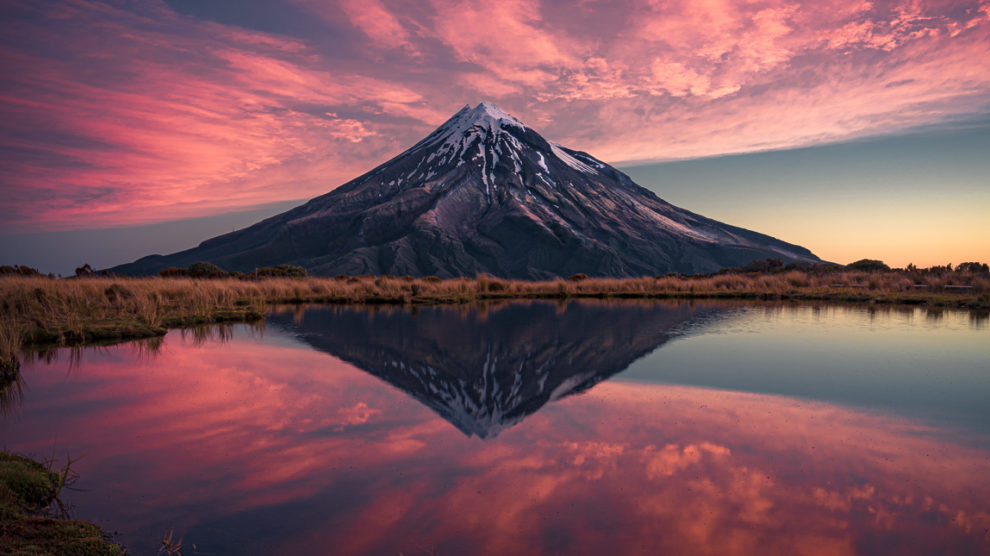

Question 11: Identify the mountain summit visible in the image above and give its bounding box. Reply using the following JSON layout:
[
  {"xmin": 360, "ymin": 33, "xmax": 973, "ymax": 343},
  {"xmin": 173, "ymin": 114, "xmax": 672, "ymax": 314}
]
[{"xmin": 112, "ymin": 102, "xmax": 820, "ymax": 278}]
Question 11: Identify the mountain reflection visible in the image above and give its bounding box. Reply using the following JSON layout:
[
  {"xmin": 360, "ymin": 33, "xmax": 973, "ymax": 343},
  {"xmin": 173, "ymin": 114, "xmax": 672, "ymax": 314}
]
[{"xmin": 267, "ymin": 300, "xmax": 722, "ymax": 438}]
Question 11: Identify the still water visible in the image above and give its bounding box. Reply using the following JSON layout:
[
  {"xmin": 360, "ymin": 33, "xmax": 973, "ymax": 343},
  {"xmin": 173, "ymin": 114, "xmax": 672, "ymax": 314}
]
[{"xmin": 2, "ymin": 301, "xmax": 988, "ymax": 555}]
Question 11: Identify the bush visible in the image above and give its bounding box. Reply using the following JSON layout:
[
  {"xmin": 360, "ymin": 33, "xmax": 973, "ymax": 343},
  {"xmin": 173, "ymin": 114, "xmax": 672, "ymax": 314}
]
[
  {"xmin": 740, "ymin": 259, "xmax": 784, "ymax": 273},
  {"xmin": 188, "ymin": 261, "xmax": 227, "ymax": 278},
  {"xmin": 74, "ymin": 264, "xmax": 95, "ymax": 277},
  {"xmin": 0, "ymin": 265, "xmax": 44, "ymax": 277},
  {"xmin": 846, "ymin": 259, "xmax": 890, "ymax": 272},
  {"xmin": 158, "ymin": 267, "xmax": 187, "ymax": 278},
  {"xmin": 488, "ymin": 280, "xmax": 508, "ymax": 292},
  {"xmin": 957, "ymin": 262, "xmax": 989, "ymax": 274},
  {"xmin": 252, "ymin": 265, "xmax": 307, "ymax": 278}
]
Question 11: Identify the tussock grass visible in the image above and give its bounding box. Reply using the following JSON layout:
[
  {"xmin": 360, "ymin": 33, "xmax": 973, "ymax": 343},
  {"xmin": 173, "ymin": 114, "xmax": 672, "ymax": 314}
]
[
  {"xmin": 0, "ymin": 315, "xmax": 21, "ymax": 378},
  {"xmin": 1, "ymin": 270, "xmax": 988, "ymax": 367},
  {"xmin": 0, "ymin": 451, "xmax": 125, "ymax": 555}
]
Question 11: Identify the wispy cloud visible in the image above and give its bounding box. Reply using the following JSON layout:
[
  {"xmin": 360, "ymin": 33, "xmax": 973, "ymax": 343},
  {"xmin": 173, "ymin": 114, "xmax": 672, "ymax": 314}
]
[{"xmin": 0, "ymin": 0, "xmax": 987, "ymax": 231}]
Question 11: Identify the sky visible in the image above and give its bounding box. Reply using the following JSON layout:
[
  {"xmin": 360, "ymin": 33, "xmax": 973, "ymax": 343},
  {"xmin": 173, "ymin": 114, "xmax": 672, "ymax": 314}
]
[{"xmin": 1, "ymin": 0, "xmax": 988, "ymax": 274}]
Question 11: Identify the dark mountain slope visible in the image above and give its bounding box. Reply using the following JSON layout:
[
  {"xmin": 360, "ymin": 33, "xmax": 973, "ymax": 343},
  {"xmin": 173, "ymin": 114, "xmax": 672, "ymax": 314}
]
[{"xmin": 112, "ymin": 102, "xmax": 820, "ymax": 278}]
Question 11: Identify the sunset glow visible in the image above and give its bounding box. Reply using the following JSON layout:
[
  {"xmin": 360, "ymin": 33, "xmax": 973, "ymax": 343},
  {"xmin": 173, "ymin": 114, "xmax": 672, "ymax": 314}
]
[{"xmin": 1, "ymin": 0, "xmax": 988, "ymax": 267}]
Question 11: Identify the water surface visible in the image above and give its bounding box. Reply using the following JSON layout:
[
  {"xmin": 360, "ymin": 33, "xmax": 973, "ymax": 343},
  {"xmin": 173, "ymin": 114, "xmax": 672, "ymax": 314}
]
[{"xmin": 2, "ymin": 301, "xmax": 988, "ymax": 555}]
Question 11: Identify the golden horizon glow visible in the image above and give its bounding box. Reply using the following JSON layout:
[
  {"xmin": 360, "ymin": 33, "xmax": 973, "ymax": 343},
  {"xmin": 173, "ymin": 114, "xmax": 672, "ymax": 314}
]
[{"xmin": 1, "ymin": 0, "xmax": 988, "ymax": 268}]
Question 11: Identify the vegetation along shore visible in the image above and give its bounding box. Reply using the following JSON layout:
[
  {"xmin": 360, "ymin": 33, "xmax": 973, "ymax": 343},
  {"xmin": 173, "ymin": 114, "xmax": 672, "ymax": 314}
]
[
  {"xmin": 1, "ymin": 259, "xmax": 988, "ymax": 375},
  {"xmin": 0, "ymin": 451, "xmax": 124, "ymax": 555}
]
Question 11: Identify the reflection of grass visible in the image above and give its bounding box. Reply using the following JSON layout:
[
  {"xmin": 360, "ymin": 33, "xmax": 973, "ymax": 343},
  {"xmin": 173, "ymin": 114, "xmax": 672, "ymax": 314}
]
[
  {"xmin": 0, "ymin": 370, "xmax": 22, "ymax": 417},
  {"xmin": 0, "ymin": 315, "xmax": 21, "ymax": 378},
  {"xmin": 0, "ymin": 451, "xmax": 125, "ymax": 555},
  {"xmin": 0, "ymin": 271, "xmax": 987, "ymax": 364},
  {"xmin": 159, "ymin": 528, "xmax": 183, "ymax": 556}
]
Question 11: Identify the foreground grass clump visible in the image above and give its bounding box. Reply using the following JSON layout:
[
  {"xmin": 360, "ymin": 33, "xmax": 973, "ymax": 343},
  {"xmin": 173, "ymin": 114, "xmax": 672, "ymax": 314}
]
[{"xmin": 0, "ymin": 452, "xmax": 124, "ymax": 556}]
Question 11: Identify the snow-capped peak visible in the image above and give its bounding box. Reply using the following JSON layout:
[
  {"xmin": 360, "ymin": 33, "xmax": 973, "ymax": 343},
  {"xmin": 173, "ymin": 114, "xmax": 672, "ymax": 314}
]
[
  {"xmin": 414, "ymin": 102, "xmax": 526, "ymax": 152},
  {"xmin": 444, "ymin": 102, "xmax": 527, "ymax": 138},
  {"xmin": 468, "ymin": 102, "xmax": 525, "ymax": 129}
]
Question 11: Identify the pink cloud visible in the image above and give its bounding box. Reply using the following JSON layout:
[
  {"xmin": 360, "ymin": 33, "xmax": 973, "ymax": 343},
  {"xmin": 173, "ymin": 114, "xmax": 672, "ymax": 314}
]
[
  {"xmin": 0, "ymin": 0, "xmax": 987, "ymax": 231},
  {"xmin": 0, "ymin": 0, "xmax": 440, "ymax": 231},
  {"xmin": 333, "ymin": 0, "xmax": 421, "ymax": 56}
]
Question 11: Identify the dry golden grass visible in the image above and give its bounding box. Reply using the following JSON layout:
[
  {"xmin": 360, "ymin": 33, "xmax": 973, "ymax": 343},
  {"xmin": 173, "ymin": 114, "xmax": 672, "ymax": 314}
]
[{"xmin": 1, "ymin": 270, "xmax": 988, "ymax": 369}]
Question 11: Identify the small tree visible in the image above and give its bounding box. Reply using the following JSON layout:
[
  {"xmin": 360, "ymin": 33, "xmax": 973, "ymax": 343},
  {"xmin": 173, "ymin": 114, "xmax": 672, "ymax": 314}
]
[{"xmin": 74, "ymin": 263, "xmax": 95, "ymax": 277}]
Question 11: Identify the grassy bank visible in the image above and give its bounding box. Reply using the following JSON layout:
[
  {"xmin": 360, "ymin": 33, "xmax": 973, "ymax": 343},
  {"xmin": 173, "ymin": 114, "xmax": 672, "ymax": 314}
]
[
  {"xmin": 0, "ymin": 451, "xmax": 124, "ymax": 555},
  {"xmin": 0, "ymin": 270, "xmax": 988, "ymax": 367}
]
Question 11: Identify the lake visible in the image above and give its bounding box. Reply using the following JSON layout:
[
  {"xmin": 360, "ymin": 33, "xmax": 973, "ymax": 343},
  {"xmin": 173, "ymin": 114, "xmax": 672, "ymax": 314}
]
[{"xmin": 2, "ymin": 300, "xmax": 988, "ymax": 555}]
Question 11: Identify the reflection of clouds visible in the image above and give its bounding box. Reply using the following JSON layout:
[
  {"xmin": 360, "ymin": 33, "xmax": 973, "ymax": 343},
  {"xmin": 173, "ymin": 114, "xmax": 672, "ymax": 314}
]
[
  {"xmin": 335, "ymin": 402, "xmax": 381, "ymax": 430},
  {"xmin": 643, "ymin": 442, "xmax": 729, "ymax": 477},
  {"xmin": 5, "ymin": 332, "xmax": 989, "ymax": 554}
]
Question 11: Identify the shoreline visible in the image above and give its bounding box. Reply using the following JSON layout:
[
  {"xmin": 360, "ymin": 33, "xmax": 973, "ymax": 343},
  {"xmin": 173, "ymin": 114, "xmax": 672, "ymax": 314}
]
[
  {"xmin": 1, "ymin": 272, "xmax": 987, "ymax": 368},
  {"xmin": 0, "ymin": 451, "xmax": 125, "ymax": 555}
]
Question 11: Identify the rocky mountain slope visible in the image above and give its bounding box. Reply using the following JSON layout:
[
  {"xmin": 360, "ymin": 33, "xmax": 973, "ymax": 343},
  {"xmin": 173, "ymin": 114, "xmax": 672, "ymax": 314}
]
[{"xmin": 112, "ymin": 102, "xmax": 820, "ymax": 278}]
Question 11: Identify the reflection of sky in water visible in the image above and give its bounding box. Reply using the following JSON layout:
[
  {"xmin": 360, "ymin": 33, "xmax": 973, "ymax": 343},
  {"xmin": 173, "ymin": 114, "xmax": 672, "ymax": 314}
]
[
  {"xmin": 621, "ymin": 305, "xmax": 990, "ymax": 433},
  {"xmin": 1, "ymin": 301, "xmax": 988, "ymax": 555}
]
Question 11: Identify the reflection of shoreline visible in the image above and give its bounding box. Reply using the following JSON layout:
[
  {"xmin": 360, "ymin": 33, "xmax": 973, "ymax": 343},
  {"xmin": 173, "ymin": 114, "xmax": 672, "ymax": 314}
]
[
  {"xmin": 4, "ymin": 320, "xmax": 989, "ymax": 555},
  {"xmin": 267, "ymin": 300, "xmax": 727, "ymax": 438}
]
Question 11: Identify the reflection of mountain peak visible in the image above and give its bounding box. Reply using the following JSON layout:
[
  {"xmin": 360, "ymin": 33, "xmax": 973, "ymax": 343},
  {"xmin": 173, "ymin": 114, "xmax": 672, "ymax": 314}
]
[{"xmin": 268, "ymin": 301, "xmax": 721, "ymax": 438}]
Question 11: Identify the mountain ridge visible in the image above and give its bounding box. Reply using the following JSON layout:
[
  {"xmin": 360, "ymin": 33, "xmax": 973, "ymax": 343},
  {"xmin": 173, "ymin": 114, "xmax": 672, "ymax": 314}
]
[{"xmin": 111, "ymin": 102, "xmax": 821, "ymax": 278}]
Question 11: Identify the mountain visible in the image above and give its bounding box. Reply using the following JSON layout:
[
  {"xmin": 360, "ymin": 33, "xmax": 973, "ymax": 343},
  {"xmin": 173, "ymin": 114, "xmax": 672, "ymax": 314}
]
[
  {"xmin": 111, "ymin": 102, "xmax": 820, "ymax": 278},
  {"xmin": 267, "ymin": 300, "xmax": 725, "ymax": 438}
]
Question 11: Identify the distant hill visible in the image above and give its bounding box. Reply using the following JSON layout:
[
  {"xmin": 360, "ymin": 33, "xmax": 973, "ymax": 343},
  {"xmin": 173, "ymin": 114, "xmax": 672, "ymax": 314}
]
[{"xmin": 111, "ymin": 102, "xmax": 820, "ymax": 278}]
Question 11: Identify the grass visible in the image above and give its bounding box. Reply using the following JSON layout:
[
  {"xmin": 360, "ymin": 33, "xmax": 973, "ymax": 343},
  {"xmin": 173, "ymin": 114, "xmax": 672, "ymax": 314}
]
[
  {"xmin": 0, "ymin": 451, "xmax": 125, "ymax": 556},
  {"xmin": 0, "ymin": 270, "xmax": 987, "ymax": 368},
  {"xmin": 0, "ymin": 269, "xmax": 985, "ymax": 553}
]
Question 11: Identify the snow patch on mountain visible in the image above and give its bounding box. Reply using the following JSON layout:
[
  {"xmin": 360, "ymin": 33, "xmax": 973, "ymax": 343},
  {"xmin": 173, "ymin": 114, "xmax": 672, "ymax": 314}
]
[{"xmin": 549, "ymin": 142, "xmax": 597, "ymax": 174}]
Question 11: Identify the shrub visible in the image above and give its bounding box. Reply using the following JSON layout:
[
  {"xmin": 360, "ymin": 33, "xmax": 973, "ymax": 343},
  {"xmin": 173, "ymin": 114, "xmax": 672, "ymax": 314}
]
[
  {"xmin": 740, "ymin": 259, "xmax": 784, "ymax": 273},
  {"xmin": 957, "ymin": 262, "xmax": 989, "ymax": 274},
  {"xmin": 74, "ymin": 264, "xmax": 95, "ymax": 277},
  {"xmin": 846, "ymin": 259, "xmax": 890, "ymax": 272},
  {"xmin": 253, "ymin": 265, "xmax": 307, "ymax": 278},
  {"xmin": 0, "ymin": 265, "xmax": 44, "ymax": 277},
  {"xmin": 158, "ymin": 267, "xmax": 187, "ymax": 278},
  {"xmin": 187, "ymin": 261, "xmax": 227, "ymax": 278},
  {"xmin": 488, "ymin": 280, "xmax": 508, "ymax": 292}
]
